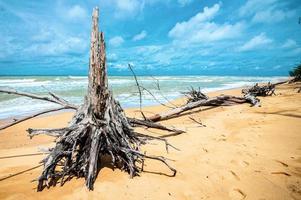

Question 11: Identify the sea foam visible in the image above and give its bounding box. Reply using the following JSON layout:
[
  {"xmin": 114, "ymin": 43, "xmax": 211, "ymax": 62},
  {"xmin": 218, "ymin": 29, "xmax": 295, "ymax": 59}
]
[{"xmin": 0, "ymin": 75, "xmax": 287, "ymax": 119}]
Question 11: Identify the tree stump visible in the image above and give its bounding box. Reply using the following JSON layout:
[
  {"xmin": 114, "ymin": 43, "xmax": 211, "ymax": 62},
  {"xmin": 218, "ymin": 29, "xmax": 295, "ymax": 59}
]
[{"xmin": 33, "ymin": 7, "xmax": 175, "ymax": 191}]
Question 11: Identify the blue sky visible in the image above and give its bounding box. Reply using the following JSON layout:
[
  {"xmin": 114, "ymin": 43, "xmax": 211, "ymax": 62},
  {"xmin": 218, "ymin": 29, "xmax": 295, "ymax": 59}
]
[{"xmin": 0, "ymin": 0, "xmax": 300, "ymax": 76}]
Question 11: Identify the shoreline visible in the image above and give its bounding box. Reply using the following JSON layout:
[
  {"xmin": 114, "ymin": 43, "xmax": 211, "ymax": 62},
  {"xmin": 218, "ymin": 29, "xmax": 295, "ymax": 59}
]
[
  {"xmin": 0, "ymin": 85, "xmax": 255, "ymax": 122},
  {"xmin": 0, "ymin": 78, "xmax": 288, "ymax": 122}
]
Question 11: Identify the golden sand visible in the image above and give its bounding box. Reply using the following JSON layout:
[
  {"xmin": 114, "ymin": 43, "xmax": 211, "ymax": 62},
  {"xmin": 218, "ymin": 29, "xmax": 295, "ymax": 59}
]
[{"xmin": 0, "ymin": 83, "xmax": 300, "ymax": 200}]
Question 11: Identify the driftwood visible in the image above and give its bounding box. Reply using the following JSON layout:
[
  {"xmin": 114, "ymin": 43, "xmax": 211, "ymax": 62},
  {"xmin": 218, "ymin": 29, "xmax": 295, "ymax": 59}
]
[
  {"xmin": 128, "ymin": 64, "xmax": 147, "ymax": 120},
  {"xmin": 243, "ymin": 93, "xmax": 260, "ymax": 107},
  {"xmin": 0, "ymin": 89, "xmax": 78, "ymax": 131},
  {"xmin": 0, "ymin": 89, "xmax": 77, "ymax": 109},
  {"xmin": 242, "ymin": 82, "xmax": 275, "ymax": 97},
  {"xmin": 0, "ymin": 88, "xmax": 182, "ymax": 133},
  {"xmin": 240, "ymin": 82, "xmax": 281, "ymax": 107},
  {"xmin": 148, "ymin": 95, "xmax": 249, "ymax": 122},
  {"xmin": 0, "ymin": 8, "xmax": 178, "ymax": 191},
  {"xmin": 128, "ymin": 118, "xmax": 184, "ymax": 135},
  {"xmin": 0, "ymin": 107, "xmax": 68, "ymax": 131},
  {"xmin": 182, "ymin": 87, "xmax": 209, "ymax": 103},
  {"xmin": 150, "ymin": 76, "xmax": 178, "ymax": 108},
  {"xmin": 147, "ymin": 82, "xmax": 283, "ymax": 122}
]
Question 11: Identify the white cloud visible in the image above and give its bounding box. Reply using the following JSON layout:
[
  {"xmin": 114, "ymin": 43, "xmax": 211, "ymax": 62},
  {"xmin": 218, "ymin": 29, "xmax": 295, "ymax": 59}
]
[
  {"xmin": 101, "ymin": 0, "xmax": 172, "ymax": 18},
  {"xmin": 252, "ymin": 8, "xmax": 295, "ymax": 23},
  {"xmin": 238, "ymin": 33, "xmax": 273, "ymax": 52},
  {"xmin": 112, "ymin": 63, "xmax": 128, "ymax": 71},
  {"xmin": 132, "ymin": 30, "xmax": 147, "ymax": 41},
  {"xmin": 178, "ymin": 0, "xmax": 194, "ymax": 7},
  {"xmin": 281, "ymin": 39, "xmax": 297, "ymax": 49},
  {"xmin": 66, "ymin": 5, "xmax": 87, "ymax": 20},
  {"xmin": 25, "ymin": 36, "xmax": 86, "ymax": 55},
  {"xmin": 239, "ymin": 0, "xmax": 296, "ymax": 23},
  {"xmin": 109, "ymin": 36, "xmax": 124, "ymax": 47},
  {"xmin": 26, "ymin": 25, "xmax": 87, "ymax": 55},
  {"xmin": 239, "ymin": 0, "xmax": 277, "ymax": 17},
  {"xmin": 31, "ymin": 28, "xmax": 53, "ymax": 42},
  {"xmin": 113, "ymin": 0, "xmax": 144, "ymax": 18},
  {"xmin": 168, "ymin": 3, "xmax": 245, "ymax": 44},
  {"xmin": 135, "ymin": 45, "xmax": 162, "ymax": 55},
  {"xmin": 116, "ymin": 0, "xmax": 141, "ymax": 12}
]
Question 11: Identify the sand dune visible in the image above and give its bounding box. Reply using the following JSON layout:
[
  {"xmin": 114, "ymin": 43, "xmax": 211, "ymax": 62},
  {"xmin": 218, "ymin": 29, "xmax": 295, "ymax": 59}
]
[{"xmin": 0, "ymin": 83, "xmax": 300, "ymax": 200}]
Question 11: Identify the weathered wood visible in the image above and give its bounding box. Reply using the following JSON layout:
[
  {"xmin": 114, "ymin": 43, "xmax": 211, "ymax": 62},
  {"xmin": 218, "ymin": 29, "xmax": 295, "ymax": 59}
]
[
  {"xmin": 148, "ymin": 95, "xmax": 248, "ymax": 122},
  {"xmin": 243, "ymin": 93, "xmax": 260, "ymax": 107},
  {"xmin": 27, "ymin": 7, "xmax": 177, "ymax": 191},
  {"xmin": 128, "ymin": 117, "xmax": 185, "ymax": 135},
  {"xmin": 149, "ymin": 82, "xmax": 283, "ymax": 122},
  {"xmin": 87, "ymin": 8, "xmax": 108, "ymax": 118},
  {"xmin": 183, "ymin": 87, "xmax": 208, "ymax": 103},
  {"xmin": 242, "ymin": 82, "xmax": 275, "ymax": 97},
  {"xmin": 0, "ymin": 89, "xmax": 77, "ymax": 109},
  {"xmin": 128, "ymin": 64, "xmax": 149, "ymax": 119},
  {"xmin": 27, "ymin": 127, "xmax": 73, "ymax": 138},
  {"xmin": 0, "ymin": 89, "xmax": 183, "ymax": 133},
  {"xmin": 0, "ymin": 107, "xmax": 68, "ymax": 131}
]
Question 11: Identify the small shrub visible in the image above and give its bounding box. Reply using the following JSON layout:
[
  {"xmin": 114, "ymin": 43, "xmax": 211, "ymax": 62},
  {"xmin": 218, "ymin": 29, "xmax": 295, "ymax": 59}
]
[{"xmin": 289, "ymin": 63, "xmax": 301, "ymax": 81}]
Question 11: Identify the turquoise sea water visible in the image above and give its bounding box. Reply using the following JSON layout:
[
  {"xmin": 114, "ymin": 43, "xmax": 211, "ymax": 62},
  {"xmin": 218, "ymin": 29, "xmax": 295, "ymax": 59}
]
[{"xmin": 0, "ymin": 76, "xmax": 287, "ymax": 119}]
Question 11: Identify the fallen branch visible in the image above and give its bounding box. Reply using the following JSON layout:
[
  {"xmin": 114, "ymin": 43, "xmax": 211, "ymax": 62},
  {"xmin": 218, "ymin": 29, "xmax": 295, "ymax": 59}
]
[
  {"xmin": 150, "ymin": 76, "xmax": 178, "ymax": 108},
  {"xmin": 242, "ymin": 82, "xmax": 275, "ymax": 97},
  {"xmin": 139, "ymin": 85, "xmax": 175, "ymax": 109},
  {"xmin": 128, "ymin": 64, "xmax": 147, "ymax": 120},
  {"xmin": 128, "ymin": 118, "xmax": 185, "ymax": 135},
  {"xmin": 148, "ymin": 95, "xmax": 248, "ymax": 122},
  {"xmin": 0, "ymin": 107, "xmax": 69, "ymax": 131},
  {"xmin": 243, "ymin": 93, "xmax": 261, "ymax": 107},
  {"xmin": 0, "ymin": 89, "xmax": 78, "ymax": 109}
]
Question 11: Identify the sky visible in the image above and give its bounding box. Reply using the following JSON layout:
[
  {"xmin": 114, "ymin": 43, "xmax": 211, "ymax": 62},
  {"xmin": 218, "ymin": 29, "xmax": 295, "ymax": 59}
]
[{"xmin": 0, "ymin": 0, "xmax": 300, "ymax": 76}]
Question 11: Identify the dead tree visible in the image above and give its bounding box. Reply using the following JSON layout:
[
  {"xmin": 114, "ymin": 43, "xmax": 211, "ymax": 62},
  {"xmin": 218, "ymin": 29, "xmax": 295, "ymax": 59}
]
[{"xmin": 0, "ymin": 8, "xmax": 177, "ymax": 191}]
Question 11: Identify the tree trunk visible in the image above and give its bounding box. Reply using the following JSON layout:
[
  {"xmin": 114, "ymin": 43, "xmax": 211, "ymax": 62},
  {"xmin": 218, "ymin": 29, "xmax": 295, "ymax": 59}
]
[
  {"xmin": 87, "ymin": 8, "xmax": 108, "ymax": 117},
  {"xmin": 34, "ymin": 7, "xmax": 175, "ymax": 191}
]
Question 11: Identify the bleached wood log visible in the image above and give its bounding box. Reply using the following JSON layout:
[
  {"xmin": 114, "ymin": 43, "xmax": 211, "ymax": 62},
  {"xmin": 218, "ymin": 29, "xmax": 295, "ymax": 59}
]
[
  {"xmin": 148, "ymin": 95, "xmax": 247, "ymax": 122},
  {"xmin": 0, "ymin": 89, "xmax": 77, "ymax": 109},
  {"xmin": 0, "ymin": 107, "xmax": 69, "ymax": 131}
]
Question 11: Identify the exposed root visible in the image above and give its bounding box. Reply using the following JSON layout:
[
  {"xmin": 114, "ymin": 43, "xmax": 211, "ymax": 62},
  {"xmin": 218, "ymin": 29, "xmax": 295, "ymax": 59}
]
[
  {"xmin": 33, "ymin": 96, "xmax": 176, "ymax": 191},
  {"xmin": 183, "ymin": 87, "xmax": 209, "ymax": 103}
]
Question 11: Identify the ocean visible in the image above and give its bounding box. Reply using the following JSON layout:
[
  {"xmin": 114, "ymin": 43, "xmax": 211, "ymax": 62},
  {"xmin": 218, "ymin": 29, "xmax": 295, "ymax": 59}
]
[{"xmin": 0, "ymin": 75, "xmax": 287, "ymax": 119}]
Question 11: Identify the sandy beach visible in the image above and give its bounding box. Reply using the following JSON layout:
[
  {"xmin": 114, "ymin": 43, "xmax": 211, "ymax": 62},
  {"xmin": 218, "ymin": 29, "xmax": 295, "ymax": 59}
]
[{"xmin": 0, "ymin": 82, "xmax": 300, "ymax": 200}]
